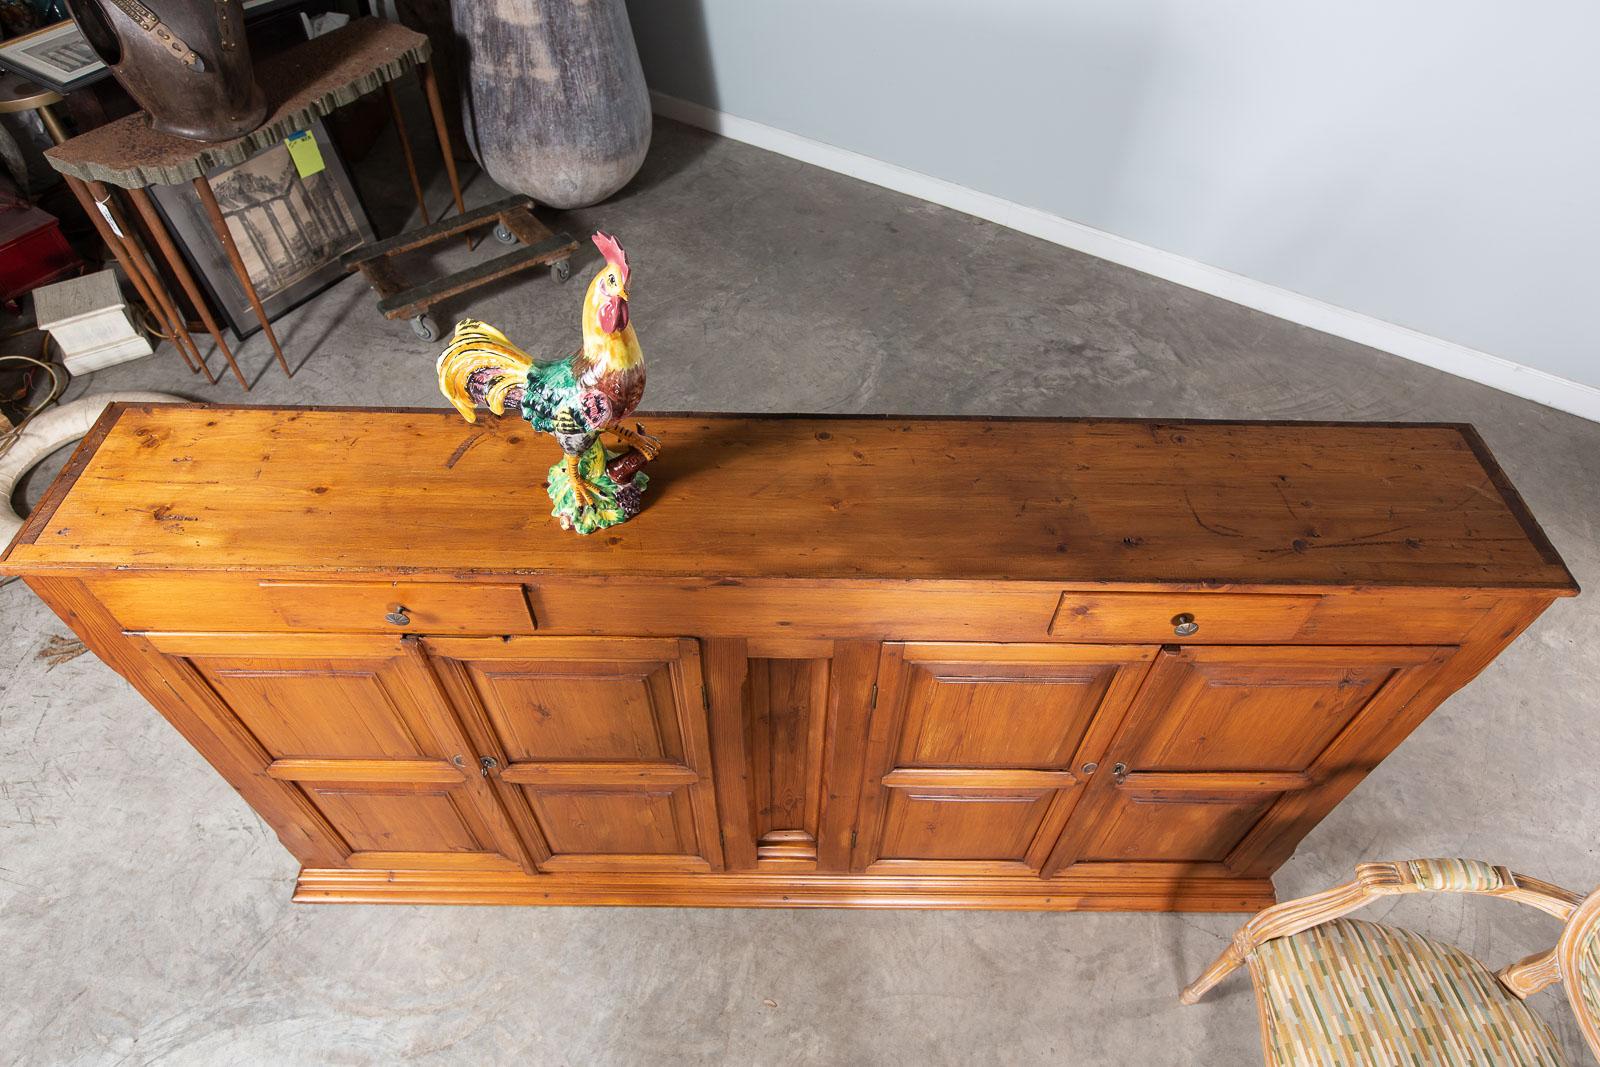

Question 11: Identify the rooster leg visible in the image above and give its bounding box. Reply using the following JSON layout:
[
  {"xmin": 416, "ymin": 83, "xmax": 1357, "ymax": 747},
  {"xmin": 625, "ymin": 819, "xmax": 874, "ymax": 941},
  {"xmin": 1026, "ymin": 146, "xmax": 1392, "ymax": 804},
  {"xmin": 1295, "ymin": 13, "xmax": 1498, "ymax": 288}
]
[
  {"xmin": 604, "ymin": 423, "xmax": 662, "ymax": 460},
  {"xmin": 563, "ymin": 453, "xmax": 603, "ymax": 509}
]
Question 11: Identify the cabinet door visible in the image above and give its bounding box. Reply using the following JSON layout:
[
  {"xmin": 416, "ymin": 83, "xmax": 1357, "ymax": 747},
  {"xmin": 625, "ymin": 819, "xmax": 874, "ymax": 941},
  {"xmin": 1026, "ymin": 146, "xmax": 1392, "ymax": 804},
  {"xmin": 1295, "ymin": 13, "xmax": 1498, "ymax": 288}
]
[
  {"xmin": 144, "ymin": 632, "xmax": 534, "ymax": 873},
  {"xmin": 424, "ymin": 636, "xmax": 724, "ymax": 874},
  {"xmin": 1046, "ymin": 644, "xmax": 1451, "ymax": 878},
  {"xmin": 851, "ymin": 643, "xmax": 1158, "ymax": 875}
]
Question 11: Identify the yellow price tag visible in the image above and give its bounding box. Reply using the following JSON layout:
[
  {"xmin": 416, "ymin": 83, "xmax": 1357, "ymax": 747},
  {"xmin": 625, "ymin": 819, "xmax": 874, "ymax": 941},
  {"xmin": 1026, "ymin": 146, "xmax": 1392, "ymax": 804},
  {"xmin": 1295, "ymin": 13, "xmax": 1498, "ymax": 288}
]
[{"xmin": 286, "ymin": 130, "xmax": 326, "ymax": 179}]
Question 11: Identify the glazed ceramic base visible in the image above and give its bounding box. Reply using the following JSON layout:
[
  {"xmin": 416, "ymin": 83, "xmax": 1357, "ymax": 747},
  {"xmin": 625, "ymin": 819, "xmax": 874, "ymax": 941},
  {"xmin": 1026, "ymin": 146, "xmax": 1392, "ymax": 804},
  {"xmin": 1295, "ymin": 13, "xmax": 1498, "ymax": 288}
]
[{"xmin": 546, "ymin": 442, "xmax": 650, "ymax": 534}]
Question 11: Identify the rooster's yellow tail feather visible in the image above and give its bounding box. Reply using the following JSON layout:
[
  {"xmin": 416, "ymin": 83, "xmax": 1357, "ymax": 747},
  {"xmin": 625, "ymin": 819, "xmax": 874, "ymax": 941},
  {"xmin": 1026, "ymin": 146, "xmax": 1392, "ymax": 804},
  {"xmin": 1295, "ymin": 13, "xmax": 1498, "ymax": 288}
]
[{"xmin": 436, "ymin": 319, "xmax": 537, "ymax": 422}]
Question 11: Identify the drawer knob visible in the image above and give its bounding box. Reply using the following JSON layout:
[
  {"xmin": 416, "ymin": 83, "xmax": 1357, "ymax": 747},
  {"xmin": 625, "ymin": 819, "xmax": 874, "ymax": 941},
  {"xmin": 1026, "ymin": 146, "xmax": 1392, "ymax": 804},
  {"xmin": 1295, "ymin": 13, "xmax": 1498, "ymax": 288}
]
[
  {"xmin": 385, "ymin": 604, "xmax": 411, "ymax": 626},
  {"xmin": 1172, "ymin": 612, "xmax": 1199, "ymax": 636}
]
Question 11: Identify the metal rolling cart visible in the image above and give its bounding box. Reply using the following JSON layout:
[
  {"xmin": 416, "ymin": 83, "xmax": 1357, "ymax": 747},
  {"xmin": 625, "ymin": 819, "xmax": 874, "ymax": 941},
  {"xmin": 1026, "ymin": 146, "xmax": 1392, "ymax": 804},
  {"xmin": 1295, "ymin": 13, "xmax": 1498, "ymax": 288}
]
[{"xmin": 340, "ymin": 193, "xmax": 578, "ymax": 342}]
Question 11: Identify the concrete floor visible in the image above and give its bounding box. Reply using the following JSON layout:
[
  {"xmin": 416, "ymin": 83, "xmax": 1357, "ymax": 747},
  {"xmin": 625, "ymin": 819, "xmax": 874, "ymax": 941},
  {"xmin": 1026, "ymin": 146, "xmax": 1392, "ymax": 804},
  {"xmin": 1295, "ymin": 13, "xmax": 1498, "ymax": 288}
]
[{"xmin": 3, "ymin": 115, "xmax": 1598, "ymax": 1065}]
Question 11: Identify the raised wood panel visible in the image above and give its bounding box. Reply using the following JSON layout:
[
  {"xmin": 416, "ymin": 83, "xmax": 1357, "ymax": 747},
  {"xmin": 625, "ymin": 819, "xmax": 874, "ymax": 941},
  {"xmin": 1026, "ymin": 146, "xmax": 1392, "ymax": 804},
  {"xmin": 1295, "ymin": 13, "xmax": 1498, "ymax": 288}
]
[
  {"xmin": 1048, "ymin": 645, "xmax": 1448, "ymax": 877},
  {"xmin": 853, "ymin": 643, "xmax": 1157, "ymax": 874},
  {"xmin": 814, "ymin": 640, "xmax": 881, "ymax": 872},
  {"xmin": 894, "ymin": 658, "xmax": 1122, "ymax": 769},
  {"xmin": 702, "ymin": 638, "xmax": 758, "ymax": 870},
  {"xmin": 309, "ymin": 786, "xmax": 489, "ymax": 854},
  {"xmin": 1073, "ymin": 790, "xmax": 1279, "ymax": 864},
  {"xmin": 467, "ymin": 660, "xmax": 682, "ymax": 762},
  {"xmin": 507, "ymin": 778, "xmax": 706, "ymax": 871},
  {"xmin": 1116, "ymin": 654, "xmax": 1427, "ymax": 773},
  {"xmin": 202, "ymin": 663, "xmax": 429, "ymax": 760},
  {"xmin": 528, "ymin": 790, "xmax": 692, "ymax": 858},
  {"xmin": 143, "ymin": 633, "xmax": 533, "ymax": 873},
  {"xmin": 424, "ymin": 636, "xmax": 724, "ymax": 874},
  {"xmin": 749, "ymin": 657, "xmax": 829, "ymax": 867},
  {"xmin": 878, "ymin": 789, "xmax": 1052, "ymax": 865}
]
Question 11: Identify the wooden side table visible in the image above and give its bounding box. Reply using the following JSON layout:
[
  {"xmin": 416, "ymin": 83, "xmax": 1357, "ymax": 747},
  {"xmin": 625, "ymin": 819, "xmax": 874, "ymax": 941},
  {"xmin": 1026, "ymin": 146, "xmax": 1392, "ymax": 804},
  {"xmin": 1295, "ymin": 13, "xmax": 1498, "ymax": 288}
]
[
  {"xmin": 0, "ymin": 71, "xmax": 69, "ymax": 145},
  {"xmin": 42, "ymin": 18, "xmax": 464, "ymax": 390}
]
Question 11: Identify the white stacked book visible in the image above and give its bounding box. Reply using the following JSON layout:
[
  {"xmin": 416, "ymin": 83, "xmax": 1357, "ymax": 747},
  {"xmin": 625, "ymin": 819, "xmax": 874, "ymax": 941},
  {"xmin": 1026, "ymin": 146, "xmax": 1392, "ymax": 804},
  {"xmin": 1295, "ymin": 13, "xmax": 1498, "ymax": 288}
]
[{"xmin": 34, "ymin": 269, "xmax": 153, "ymax": 374}]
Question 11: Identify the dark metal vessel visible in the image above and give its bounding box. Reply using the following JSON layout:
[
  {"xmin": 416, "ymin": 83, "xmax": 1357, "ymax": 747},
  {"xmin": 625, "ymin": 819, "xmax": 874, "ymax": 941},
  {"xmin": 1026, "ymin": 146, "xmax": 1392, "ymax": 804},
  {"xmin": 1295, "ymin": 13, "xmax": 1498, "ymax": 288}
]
[{"xmin": 67, "ymin": 0, "xmax": 267, "ymax": 141}]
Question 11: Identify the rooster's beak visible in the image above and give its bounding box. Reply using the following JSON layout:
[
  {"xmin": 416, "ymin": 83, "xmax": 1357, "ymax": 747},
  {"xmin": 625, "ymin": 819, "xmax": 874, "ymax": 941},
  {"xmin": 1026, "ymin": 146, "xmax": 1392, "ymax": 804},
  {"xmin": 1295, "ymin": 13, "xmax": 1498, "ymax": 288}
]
[{"xmin": 618, "ymin": 285, "xmax": 630, "ymax": 303}]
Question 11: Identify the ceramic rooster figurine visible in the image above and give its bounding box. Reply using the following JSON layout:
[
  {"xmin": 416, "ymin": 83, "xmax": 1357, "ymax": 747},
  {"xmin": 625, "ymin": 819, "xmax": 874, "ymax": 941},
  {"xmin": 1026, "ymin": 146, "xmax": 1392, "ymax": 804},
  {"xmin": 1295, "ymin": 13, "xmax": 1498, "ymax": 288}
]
[{"xmin": 437, "ymin": 232, "xmax": 658, "ymax": 534}]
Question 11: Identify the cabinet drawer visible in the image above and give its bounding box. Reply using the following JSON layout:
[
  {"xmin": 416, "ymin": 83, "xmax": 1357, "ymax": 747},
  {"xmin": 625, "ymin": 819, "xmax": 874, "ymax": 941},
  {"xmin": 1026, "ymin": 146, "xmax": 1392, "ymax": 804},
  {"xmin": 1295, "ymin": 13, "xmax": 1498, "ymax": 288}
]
[
  {"xmin": 1050, "ymin": 592, "xmax": 1319, "ymax": 643},
  {"xmin": 258, "ymin": 581, "xmax": 536, "ymax": 634},
  {"xmin": 93, "ymin": 576, "xmax": 536, "ymax": 635}
]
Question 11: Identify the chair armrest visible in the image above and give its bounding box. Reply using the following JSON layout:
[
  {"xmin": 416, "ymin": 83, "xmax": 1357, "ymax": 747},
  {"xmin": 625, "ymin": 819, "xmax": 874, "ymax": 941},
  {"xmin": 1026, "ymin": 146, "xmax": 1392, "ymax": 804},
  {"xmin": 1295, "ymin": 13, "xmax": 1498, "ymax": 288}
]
[
  {"xmin": 1181, "ymin": 859, "xmax": 1583, "ymax": 1006},
  {"xmin": 1180, "ymin": 862, "xmax": 1407, "ymax": 1004},
  {"xmin": 1498, "ymin": 947, "xmax": 1562, "ymax": 999},
  {"xmin": 1500, "ymin": 872, "xmax": 1585, "ymax": 921}
]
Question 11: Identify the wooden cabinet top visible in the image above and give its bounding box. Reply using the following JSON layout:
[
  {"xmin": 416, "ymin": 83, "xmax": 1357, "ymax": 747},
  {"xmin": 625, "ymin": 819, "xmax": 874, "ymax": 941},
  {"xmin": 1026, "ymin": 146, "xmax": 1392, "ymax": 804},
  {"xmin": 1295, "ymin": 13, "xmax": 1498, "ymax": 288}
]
[{"xmin": 1, "ymin": 403, "xmax": 1576, "ymax": 592}]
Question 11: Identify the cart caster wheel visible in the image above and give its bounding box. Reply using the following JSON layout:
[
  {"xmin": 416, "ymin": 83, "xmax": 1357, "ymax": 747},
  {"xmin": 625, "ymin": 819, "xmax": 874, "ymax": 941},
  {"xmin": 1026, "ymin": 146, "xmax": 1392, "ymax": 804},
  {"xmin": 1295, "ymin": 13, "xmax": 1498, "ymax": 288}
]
[
  {"xmin": 550, "ymin": 259, "xmax": 572, "ymax": 284},
  {"xmin": 494, "ymin": 222, "xmax": 516, "ymax": 245},
  {"xmin": 410, "ymin": 313, "xmax": 438, "ymax": 342}
]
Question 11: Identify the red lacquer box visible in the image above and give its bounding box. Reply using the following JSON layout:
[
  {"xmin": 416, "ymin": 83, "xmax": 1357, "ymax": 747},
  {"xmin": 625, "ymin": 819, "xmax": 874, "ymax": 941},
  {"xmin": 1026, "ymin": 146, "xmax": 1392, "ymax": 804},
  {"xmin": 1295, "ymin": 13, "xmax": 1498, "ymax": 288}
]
[{"xmin": 0, "ymin": 202, "xmax": 82, "ymax": 304}]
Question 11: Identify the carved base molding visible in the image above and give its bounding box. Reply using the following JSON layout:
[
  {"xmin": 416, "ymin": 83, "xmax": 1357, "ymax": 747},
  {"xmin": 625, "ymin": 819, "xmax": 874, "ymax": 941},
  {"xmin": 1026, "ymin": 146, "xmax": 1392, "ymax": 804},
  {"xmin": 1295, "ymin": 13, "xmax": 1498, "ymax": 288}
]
[{"xmin": 294, "ymin": 868, "xmax": 1279, "ymax": 912}]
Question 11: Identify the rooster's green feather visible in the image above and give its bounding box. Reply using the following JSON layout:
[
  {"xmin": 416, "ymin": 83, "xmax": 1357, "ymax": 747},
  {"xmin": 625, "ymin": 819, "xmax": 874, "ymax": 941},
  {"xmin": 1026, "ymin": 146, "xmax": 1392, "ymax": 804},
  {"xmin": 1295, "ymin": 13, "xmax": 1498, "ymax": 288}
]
[{"xmin": 520, "ymin": 354, "xmax": 586, "ymax": 435}]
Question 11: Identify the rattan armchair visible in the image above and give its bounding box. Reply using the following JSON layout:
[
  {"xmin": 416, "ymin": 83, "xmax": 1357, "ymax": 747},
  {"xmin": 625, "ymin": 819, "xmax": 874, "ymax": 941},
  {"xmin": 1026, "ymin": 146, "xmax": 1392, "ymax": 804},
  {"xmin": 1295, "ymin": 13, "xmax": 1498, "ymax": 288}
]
[{"xmin": 1183, "ymin": 859, "xmax": 1600, "ymax": 1065}]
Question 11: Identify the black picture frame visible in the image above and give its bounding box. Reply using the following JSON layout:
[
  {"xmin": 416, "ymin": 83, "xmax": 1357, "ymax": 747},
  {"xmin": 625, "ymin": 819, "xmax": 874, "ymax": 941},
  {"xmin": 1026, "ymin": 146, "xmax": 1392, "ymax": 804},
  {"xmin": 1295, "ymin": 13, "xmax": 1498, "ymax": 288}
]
[
  {"xmin": 148, "ymin": 117, "xmax": 374, "ymax": 339},
  {"xmin": 0, "ymin": 18, "xmax": 105, "ymax": 94}
]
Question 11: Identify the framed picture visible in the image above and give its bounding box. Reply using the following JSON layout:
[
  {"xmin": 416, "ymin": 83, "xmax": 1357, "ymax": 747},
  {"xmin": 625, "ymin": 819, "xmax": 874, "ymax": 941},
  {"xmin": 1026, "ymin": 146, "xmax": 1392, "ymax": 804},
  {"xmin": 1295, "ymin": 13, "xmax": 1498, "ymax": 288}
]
[
  {"xmin": 150, "ymin": 118, "xmax": 374, "ymax": 339},
  {"xmin": 0, "ymin": 2, "xmax": 307, "ymax": 94},
  {"xmin": 0, "ymin": 19, "xmax": 104, "ymax": 94}
]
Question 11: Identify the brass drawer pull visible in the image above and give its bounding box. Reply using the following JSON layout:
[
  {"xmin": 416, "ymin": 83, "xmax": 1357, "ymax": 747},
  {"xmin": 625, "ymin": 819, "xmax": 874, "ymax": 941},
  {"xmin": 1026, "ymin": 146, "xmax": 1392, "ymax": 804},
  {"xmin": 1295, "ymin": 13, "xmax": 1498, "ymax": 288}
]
[
  {"xmin": 1172, "ymin": 612, "xmax": 1199, "ymax": 636},
  {"xmin": 385, "ymin": 604, "xmax": 411, "ymax": 626}
]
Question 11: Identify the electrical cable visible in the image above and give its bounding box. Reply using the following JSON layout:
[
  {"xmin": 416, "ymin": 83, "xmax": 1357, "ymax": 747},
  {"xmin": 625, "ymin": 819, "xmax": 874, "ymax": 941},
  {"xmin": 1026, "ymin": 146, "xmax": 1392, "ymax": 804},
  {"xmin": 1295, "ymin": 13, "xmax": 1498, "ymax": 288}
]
[
  {"xmin": 0, "ymin": 348, "xmax": 67, "ymax": 464},
  {"xmin": 0, "ymin": 343, "xmax": 66, "ymax": 589}
]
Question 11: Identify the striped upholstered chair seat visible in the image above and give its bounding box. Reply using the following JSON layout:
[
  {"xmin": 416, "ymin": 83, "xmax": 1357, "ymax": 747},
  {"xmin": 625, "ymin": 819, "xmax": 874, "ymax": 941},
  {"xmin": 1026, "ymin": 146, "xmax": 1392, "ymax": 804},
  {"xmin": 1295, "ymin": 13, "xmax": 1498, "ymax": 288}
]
[
  {"xmin": 1183, "ymin": 859, "xmax": 1600, "ymax": 1066},
  {"xmin": 1253, "ymin": 919, "xmax": 1564, "ymax": 1065}
]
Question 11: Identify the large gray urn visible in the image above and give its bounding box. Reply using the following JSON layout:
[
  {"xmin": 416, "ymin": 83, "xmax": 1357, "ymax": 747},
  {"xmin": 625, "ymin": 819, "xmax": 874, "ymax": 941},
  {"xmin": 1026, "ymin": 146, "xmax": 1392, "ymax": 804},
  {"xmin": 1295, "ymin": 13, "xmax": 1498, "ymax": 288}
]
[{"xmin": 451, "ymin": 0, "xmax": 652, "ymax": 209}]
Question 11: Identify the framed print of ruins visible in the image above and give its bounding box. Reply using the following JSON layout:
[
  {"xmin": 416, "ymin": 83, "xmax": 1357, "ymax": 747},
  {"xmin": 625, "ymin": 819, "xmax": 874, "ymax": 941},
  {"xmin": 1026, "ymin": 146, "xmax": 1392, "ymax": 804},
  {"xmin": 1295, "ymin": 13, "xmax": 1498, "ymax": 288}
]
[{"xmin": 150, "ymin": 118, "xmax": 374, "ymax": 338}]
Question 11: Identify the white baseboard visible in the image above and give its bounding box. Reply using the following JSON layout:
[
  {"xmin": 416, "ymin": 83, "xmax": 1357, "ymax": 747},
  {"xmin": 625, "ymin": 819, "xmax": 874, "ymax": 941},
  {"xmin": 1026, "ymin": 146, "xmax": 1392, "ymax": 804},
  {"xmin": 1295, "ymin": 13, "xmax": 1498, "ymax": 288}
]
[{"xmin": 652, "ymin": 91, "xmax": 1600, "ymax": 424}]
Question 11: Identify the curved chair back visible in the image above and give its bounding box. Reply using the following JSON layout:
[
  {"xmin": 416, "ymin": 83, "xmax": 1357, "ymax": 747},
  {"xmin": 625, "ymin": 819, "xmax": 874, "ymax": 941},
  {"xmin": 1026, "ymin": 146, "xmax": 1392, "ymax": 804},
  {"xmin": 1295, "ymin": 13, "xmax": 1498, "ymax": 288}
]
[{"xmin": 1560, "ymin": 886, "xmax": 1600, "ymax": 1059}]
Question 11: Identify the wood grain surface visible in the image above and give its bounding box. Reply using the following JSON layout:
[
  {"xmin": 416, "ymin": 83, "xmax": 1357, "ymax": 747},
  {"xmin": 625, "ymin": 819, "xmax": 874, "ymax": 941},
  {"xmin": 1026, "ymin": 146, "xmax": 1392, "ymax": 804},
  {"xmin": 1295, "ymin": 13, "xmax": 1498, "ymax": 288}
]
[{"xmin": 2, "ymin": 403, "xmax": 1575, "ymax": 592}]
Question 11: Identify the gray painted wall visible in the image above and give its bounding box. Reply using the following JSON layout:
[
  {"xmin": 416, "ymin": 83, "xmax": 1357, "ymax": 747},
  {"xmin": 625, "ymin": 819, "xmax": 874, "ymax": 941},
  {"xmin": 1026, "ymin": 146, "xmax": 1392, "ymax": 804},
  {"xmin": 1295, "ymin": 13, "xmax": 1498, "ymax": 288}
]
[{"xmin": 624, "ymin": 0, "xmax": 1598, "ymax": 390}]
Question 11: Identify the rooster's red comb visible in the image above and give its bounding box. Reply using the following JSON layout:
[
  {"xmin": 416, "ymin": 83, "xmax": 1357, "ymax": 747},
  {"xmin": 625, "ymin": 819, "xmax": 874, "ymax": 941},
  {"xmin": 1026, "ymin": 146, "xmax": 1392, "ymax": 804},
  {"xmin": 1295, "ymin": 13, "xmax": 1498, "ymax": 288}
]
[{"xmin": 592, "ymin": 231, "xmax": 629, "ymax": 286}]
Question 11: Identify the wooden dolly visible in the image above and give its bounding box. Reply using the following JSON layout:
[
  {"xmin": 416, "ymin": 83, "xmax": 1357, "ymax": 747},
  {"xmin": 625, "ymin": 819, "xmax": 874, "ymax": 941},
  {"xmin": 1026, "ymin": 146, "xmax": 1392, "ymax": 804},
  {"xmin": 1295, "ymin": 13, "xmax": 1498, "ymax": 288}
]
[{"xmin": 342, "ymin": 195, "xmax": 579, "ymax": 342}]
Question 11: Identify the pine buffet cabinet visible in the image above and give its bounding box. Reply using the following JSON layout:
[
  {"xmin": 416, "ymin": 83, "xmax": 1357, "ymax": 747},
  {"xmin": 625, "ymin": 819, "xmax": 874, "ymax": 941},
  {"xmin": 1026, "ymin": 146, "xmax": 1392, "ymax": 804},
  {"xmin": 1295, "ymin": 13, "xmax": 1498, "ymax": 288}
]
[{"xmin": 1, "ymin": 405, "xmax": 1576, "ymax": 911}]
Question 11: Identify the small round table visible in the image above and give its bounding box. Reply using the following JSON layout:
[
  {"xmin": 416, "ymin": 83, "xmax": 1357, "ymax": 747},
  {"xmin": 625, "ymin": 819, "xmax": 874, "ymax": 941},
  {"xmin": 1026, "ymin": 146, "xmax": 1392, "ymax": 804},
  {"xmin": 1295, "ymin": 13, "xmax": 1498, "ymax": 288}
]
[{"xmin": 0, "ymin": 70, "xmax": 69, "ymax": 145}]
